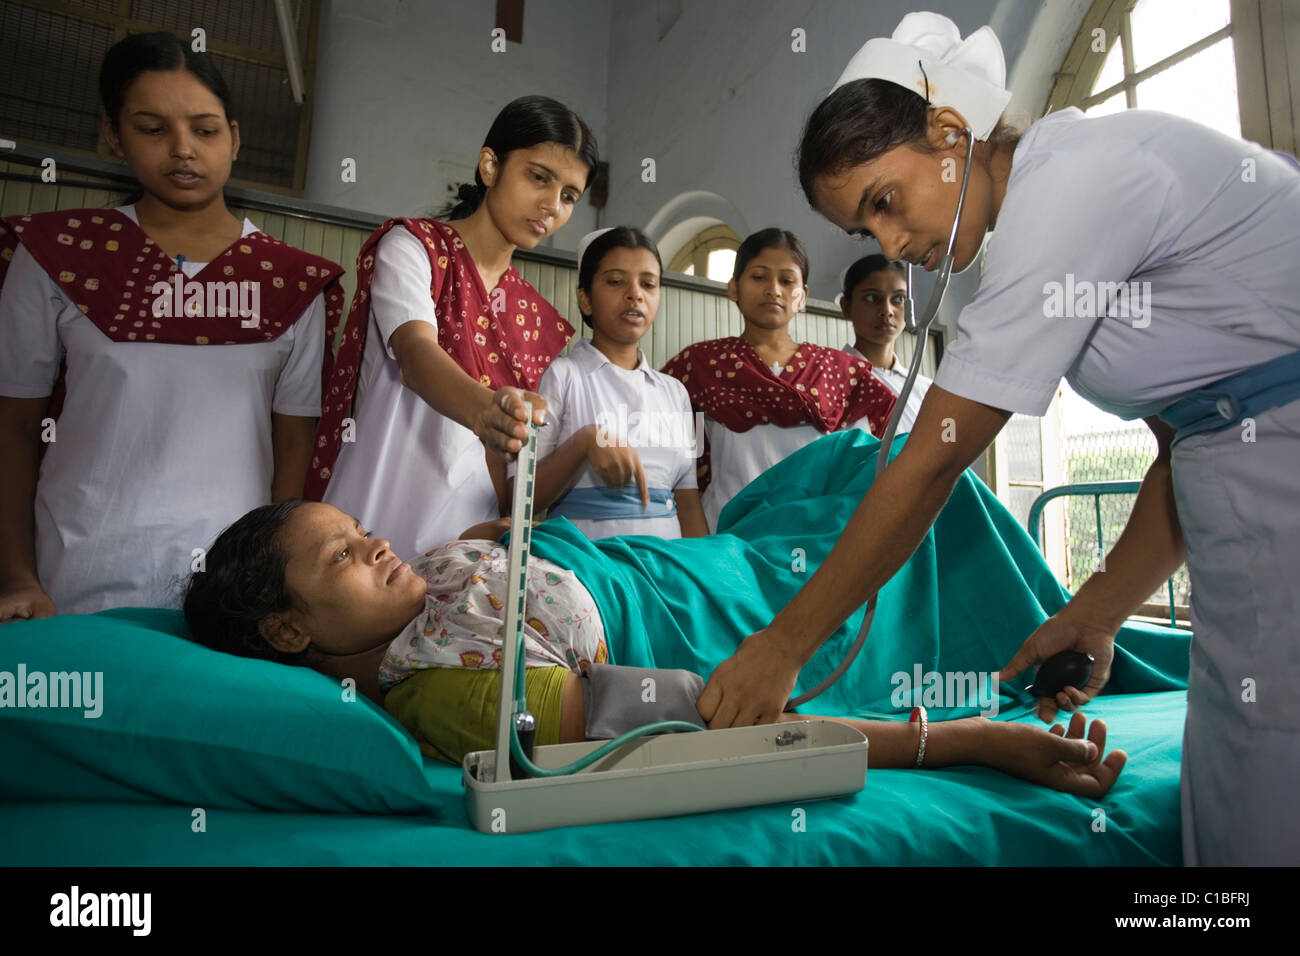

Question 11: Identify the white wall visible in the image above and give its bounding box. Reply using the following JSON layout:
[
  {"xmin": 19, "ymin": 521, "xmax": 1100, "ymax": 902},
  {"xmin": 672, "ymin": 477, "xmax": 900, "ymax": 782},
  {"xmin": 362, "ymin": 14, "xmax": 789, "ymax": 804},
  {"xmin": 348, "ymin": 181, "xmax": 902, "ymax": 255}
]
[
  {"xmin": 304, "ymin": 0, "xmax": 610, "ymax": 247},
  {"xmin": 304, "ymin": 0, "xmax": 1086, "ymax": 314},
  {"xmin": 598, "ymin": 0, "xmax": 1024, "ymax": 306}
]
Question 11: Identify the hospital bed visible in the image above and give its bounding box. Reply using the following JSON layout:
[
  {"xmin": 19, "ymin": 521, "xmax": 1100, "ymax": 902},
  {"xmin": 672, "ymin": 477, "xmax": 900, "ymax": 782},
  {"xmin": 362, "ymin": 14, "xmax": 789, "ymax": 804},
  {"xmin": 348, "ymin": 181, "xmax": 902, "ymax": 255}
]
[{"xmin": 0, "ymin": 433, "xmax": 1190, "ymax": 865}]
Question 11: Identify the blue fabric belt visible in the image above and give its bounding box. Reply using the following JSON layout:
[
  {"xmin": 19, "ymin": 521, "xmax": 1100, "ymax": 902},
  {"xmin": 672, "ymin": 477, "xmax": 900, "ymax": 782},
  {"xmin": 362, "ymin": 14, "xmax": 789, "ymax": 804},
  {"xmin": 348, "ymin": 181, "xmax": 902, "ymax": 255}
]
[
  {"xmin": 1158, "ymin": 351, "xmax": 1300, "ymax": 446},
  {"xmin": 548, "ymin": 486, "xmax": 676, "ymax": 521}
]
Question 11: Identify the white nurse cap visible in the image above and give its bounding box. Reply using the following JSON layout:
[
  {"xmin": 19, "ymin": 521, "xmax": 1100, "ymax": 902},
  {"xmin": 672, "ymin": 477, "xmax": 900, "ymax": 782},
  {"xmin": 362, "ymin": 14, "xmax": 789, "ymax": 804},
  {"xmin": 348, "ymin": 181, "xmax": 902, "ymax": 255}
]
[
  {"xmin": 831, "ymin": 11, "xmax": 1012, "ymax": 141},
  {"xmin": 576, "ymin": 227, "xmax": 616, "ymax": 275}
]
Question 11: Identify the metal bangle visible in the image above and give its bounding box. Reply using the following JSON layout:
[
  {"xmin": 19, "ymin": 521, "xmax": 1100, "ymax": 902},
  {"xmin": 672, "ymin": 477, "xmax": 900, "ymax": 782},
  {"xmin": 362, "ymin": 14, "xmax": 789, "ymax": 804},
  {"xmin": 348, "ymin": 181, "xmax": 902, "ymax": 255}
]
[{"xmin": 910, "ymin": 705, "xmax": 929, "ymax": 769}]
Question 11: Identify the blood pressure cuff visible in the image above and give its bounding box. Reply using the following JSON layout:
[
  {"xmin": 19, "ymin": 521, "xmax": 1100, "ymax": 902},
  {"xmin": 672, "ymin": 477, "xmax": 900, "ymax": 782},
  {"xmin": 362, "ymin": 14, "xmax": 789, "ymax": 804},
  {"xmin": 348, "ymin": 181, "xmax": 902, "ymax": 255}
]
[{"xmin": 580, "ymin": 664, "xmax": 707, "ymax": 739}]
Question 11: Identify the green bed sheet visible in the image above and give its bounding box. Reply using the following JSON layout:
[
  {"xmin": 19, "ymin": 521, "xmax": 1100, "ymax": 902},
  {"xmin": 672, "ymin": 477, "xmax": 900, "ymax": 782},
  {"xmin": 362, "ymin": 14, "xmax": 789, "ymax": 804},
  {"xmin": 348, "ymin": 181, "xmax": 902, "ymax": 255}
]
[
  {"xmin": 0, "ymin": 430, "xmax": 1190, "ymax": 865},
  {"xmin": 0, "ymin": 689, "xmax": 1184, "ymax": 865}
]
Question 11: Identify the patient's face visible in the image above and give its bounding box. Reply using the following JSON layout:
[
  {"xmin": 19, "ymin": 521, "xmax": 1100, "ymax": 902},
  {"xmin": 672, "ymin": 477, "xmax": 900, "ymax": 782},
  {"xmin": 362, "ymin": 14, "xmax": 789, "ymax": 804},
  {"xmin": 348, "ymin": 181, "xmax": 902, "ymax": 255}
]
[{"xmin": 276, "ymin": 503, "xmax": 427, "ymax": 657}]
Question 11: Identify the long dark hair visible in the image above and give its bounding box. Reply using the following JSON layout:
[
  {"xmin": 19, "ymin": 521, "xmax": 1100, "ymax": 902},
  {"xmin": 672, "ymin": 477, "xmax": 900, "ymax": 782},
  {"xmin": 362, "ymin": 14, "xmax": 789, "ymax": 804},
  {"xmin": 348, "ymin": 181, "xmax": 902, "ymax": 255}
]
[
  {"xmin": 441, "ymin": 95, "xmax": 600, "ymax": 221},
  {"xmin": 732, "ymin": 227, "xmax": 811, "ymax": 285},
  {"xmin": 100, "ymin": 31, "xmax": 235, "ymax": 130},
  {"xmin": 576, "ymin": 226, "xmax": 661, "ymax": 327},
  {"xmin": 183, "ymin": 501, "xmax": 310, "ymax": 666}
]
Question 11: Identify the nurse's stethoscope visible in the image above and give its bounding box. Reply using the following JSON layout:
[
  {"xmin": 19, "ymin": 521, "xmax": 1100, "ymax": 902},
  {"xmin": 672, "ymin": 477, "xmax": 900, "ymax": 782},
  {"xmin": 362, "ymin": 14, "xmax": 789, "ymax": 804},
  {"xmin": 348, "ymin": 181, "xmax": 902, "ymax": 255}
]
[{"xmin": 787, "ymin": 125, "xmax": 974, "ymax": 708}]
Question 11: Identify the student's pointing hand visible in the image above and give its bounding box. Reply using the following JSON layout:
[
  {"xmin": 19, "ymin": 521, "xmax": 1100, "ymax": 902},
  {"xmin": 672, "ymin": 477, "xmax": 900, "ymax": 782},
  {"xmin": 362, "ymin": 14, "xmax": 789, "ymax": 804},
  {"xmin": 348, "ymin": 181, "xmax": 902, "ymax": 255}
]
[{"xmin": 585, "ymin": 433, "xmax": 649, "ymax": 508}]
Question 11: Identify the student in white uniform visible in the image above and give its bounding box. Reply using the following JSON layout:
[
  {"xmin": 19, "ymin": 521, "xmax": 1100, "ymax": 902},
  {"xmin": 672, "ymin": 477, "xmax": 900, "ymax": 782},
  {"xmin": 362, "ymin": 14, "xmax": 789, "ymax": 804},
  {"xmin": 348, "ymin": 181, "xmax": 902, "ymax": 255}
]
[
  {"xmin": 662, "ymin": 229, "xmax": 897, "ymax": 532},
  {"xmin": 323, "ymin": 97, "xmax": 597, "ymax": 561},
  {"xmin": 0, "ymin": 33, "xmax": 337, "ymax": 618},
  {"xmin": 697, "ymin": 12, "xmax": 1300, "ymax": 866},
  {"xmin": 523, "ymin": 227, "xmax": 707, "ymax": 540},
  {"xmin": 839, "ymin": 254, "xmax": 932, "ymax": 432}
]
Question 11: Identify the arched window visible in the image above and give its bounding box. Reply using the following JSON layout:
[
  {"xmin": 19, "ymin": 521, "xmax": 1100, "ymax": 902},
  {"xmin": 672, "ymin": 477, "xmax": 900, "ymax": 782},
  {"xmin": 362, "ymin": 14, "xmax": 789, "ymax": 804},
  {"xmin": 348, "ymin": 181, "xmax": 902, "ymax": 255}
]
[
  {"xmin": 1046, "ymin": 0, "xmax": 1255, "ymax": 140},
  {"xmin": 667, "ymin": 223, "xmax": 741, "ymax": 282}
]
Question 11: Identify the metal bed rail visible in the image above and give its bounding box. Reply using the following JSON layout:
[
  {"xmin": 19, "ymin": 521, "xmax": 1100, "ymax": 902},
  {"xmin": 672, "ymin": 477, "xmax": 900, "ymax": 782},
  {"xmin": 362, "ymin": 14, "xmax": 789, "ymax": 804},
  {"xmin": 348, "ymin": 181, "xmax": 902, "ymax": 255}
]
[{"xmin": 1026, "ymin": 480, "xmax": 1179, "ymax": 627}]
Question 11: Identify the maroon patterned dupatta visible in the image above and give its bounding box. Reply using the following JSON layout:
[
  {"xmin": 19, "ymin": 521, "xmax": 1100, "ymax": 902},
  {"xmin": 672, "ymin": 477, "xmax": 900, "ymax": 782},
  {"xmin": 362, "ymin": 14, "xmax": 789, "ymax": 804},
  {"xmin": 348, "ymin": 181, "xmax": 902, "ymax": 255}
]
[
  {"xmin": 0, "ymin": 208, "xmax": 352, "ymax": 497},
  {"xmin": 662, "ymin": 336, "xmax": 897, "ymax": 434},
  {"xmin": 343, "ymin": 217, "xmax": 574, "ymax": 393}
]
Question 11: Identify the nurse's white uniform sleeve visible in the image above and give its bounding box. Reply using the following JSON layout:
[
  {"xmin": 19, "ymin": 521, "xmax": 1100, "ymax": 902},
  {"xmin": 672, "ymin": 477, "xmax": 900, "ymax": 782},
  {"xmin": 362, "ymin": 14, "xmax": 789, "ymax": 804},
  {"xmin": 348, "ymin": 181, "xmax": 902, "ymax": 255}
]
[
  {"xmin": 0, "ymin": 244, "xmax": 63, "ymax": 397},
  {"xmin": 370, "ymin": 226, "xmax": 439, "ymax": 360},
  {"xmin": 933, "ymin": 142, "xmax": 1177, "ymax": 416},
  {"xmin": 271, "ymin": 291, "xmax": 326, "ymax": 416}
]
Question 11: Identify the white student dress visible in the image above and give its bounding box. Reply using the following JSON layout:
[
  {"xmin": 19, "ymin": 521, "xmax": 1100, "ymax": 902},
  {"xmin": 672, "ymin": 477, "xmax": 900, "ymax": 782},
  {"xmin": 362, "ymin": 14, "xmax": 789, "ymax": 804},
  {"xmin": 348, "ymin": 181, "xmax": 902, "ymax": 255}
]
[
  {"xmin": 324, "ymin": 226, "xmax": 499, "ymax": 560},
  {"xmin": 701, "ymin": 416, "xmax": 875, "ymax": 531},
  {"xmin": 700, "ymin": 363, "xmax": 876, "ymax": 532},
  {"xmin": 527, "ymin": 338, "xmax": 697, "ymax": 540},
  {"xmin": 844, "ymin": 345, "xmax": 932, "ymax": 433},
  {"xmin": 0, "ymin": 206, "xmax": 326, "ymax": 612},
  {"xmin": 929, "ymin": 107, "xmax": 1300, "ymax": 864}
]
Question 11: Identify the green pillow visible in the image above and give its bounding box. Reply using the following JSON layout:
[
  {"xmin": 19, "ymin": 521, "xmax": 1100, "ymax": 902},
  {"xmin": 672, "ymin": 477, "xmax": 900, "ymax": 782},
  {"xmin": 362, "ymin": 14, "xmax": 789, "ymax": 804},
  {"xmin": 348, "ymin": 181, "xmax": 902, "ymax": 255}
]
[{"xmin": 0, "ymin": 607, "xmax": 441, "ymax": 816}]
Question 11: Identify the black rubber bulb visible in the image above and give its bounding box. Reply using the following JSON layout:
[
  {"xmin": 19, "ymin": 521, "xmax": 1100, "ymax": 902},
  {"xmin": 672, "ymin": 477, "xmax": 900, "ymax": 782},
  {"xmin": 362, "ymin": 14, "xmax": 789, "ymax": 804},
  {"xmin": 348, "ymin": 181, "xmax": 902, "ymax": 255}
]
[{"xmin": 1027, "ymin": 651, "xmax": 1095, "ymax": 698}]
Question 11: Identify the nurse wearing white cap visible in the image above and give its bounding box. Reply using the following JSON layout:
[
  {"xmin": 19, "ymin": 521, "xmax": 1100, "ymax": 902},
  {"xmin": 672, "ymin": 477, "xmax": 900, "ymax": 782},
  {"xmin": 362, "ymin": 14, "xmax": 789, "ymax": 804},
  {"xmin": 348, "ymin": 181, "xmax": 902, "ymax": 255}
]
[{"xmin": 695, "ymin": 11, "xmax": 1300, "ymax": 865}]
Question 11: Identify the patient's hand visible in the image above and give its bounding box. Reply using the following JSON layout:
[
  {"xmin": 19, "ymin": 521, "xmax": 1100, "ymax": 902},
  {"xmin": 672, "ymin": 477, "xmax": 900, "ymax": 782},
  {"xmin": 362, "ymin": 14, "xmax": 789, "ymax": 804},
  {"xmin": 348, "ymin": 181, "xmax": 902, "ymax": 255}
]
[
  {"xmin": 982, "ymin": 712, "xmax": 1127, "ymax": 797},
  {"xmin": 0, "ymin": 582, "xmax": 56, "ymax": 624},
  {"xmin": 999, "ymin": 611, "xmax": 1116, "ymax": 723}
]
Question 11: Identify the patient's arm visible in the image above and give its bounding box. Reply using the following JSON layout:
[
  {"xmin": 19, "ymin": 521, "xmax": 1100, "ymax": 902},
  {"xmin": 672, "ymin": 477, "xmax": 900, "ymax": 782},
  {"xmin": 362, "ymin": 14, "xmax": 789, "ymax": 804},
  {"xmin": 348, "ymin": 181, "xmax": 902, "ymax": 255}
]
[
  {"xmin": 0, "ymin": 395, "xmax": 56, "ymax": 621},
  {"xmin": 547, "ymin": 670, "xmax": 1126, "ymax": 798},
  {"xmin": 792, "ymin": 711, "xmax": 1125, "ymax": 797}
]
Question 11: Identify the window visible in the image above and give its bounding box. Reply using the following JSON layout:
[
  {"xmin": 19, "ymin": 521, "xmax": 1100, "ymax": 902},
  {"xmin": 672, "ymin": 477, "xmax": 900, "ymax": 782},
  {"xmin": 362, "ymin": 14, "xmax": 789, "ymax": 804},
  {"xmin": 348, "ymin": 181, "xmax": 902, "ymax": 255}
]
[
  {"xmin": 668, "ymin": 223, "xmax": 741, "ymax": 282},
  {"xmin": 1047, "ymin": 0, "xmax": 1239, "ymax": 137},
  {"xmin": 0, "ymin": 0, "xmax": 321, "ymax": 194}
]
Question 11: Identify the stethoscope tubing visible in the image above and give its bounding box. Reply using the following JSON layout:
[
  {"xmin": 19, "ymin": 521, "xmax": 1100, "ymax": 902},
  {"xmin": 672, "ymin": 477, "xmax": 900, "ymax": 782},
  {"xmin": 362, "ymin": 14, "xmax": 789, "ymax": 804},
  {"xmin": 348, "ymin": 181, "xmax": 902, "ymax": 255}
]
[{"xmin": 787, "ymin": 128, "xmax": 974, "ymax": 710}]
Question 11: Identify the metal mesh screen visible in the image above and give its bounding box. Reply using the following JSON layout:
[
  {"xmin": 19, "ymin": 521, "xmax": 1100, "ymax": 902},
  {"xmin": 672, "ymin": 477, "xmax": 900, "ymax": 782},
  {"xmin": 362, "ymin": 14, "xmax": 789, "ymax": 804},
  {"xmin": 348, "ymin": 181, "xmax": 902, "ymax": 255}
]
[
  {"xmin": 207, "ymin": 51, "xmax": 299, "ymax": 188},
  {"xmin": 0, "ymin": 0, "xmax": 309, "ymax": 190},
  {"xmin": 0, "ymin": 4, "xmax": 114, "ymax": 152},
  {"xmin": 131, "ymin": 0, "xmax": 284, "ymax": 53},
  {"xmin": 1061, "ymin": 422, "xmax": 1191, "ymax": 611}
]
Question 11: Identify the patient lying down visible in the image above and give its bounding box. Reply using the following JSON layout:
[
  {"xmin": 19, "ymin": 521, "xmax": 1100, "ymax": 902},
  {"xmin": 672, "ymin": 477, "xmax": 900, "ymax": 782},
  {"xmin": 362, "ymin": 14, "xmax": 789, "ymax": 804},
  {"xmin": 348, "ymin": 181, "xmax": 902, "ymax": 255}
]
[{"xmin": 183, "ymin": 500, "xmax": 1127, "ymax": 797}]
